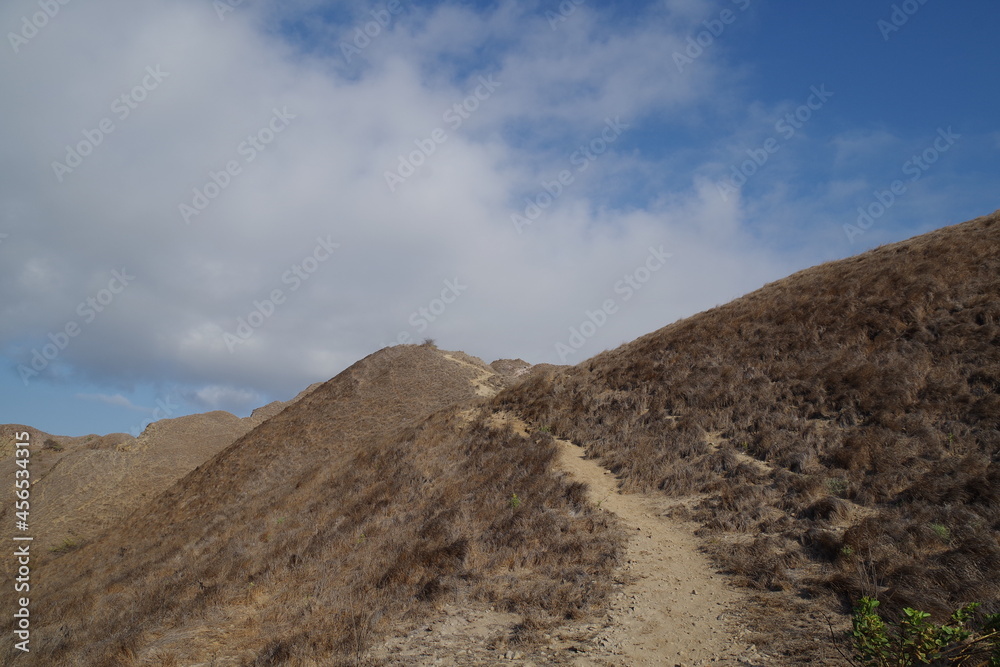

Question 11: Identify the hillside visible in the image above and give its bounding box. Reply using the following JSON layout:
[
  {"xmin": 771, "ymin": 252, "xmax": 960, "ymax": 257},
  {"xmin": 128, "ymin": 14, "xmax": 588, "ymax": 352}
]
[
  {"xmin": 1, "ymin": 345, "xmax": 622, "ymax": 665},
  {"xmin": 498, "ymin": 209, "xmax": 1000, "ymax": 660},
  {"xmin": 0, "ymin": 385, "xmax": 318, "ymax": 556}
]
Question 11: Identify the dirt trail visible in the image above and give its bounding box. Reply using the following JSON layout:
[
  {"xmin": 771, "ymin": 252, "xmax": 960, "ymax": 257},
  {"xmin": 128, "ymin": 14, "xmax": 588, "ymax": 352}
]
[
  {"xmin": 551, "ymin": 435, "xmax": 766, "ymax": 666},
  {"xmin": 441, "ymin": 352, "xmax": 501, "ymax": 397},
  {"xmin": 426, "ymin": 354, "xmax": 767, "ymax": 665}
]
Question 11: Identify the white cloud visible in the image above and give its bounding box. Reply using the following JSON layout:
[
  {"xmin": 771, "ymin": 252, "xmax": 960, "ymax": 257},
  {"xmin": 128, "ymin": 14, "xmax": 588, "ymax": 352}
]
[
  {"xmin": 75, "ymin": 393, "xmax": 150, "ymax": 413},
  {"xmin": 185, "ymin": 385, "xmax": 265, "ymax": 412},
  {"xmin": 830, "ymin": 129, "xmax": 899, "ymax": 169},
  {"xmin": 1, "ymin": 0, "xmax": 803, "ymax": 405}
]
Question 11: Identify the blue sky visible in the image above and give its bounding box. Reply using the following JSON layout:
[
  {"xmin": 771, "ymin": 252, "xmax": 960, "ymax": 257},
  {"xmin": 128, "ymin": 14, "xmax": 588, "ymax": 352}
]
[{"xmin": 1, "ymin": 0, "xmax": 997, "ymax": 436}]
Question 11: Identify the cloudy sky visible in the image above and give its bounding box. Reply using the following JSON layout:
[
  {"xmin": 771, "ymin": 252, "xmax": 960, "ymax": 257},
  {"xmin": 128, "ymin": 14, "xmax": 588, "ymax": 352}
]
[{"xmin": 1, "ymin": 0, "xmax": 997, "ymax": 436}]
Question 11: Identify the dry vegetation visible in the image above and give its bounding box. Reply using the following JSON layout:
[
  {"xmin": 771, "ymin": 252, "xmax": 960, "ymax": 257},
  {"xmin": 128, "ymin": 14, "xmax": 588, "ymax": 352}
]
[
  {"xmin": 0, "ymin": 388, "xmax": 318, "ymax": 558},
  {"xmin": 4, "ymin": 210, "xmax": 998, "ymax": 664},
  {"xmin": 1, "ymin": 346, "xmax": 621, "ymax": 666},
  {"xmin": 496, "ymin": 210, "xmax": 1000, "ymax": 660}
]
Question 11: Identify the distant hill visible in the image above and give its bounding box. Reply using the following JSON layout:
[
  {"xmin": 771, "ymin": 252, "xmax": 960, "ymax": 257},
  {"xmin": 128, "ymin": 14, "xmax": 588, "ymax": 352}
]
[
  {"xmin": 498, "ymin": 209, "xmax": 1000, "ymax": 658},
  {"xmin": 0, "ymin": 385, "xmax": 319, "ymax": 555}
]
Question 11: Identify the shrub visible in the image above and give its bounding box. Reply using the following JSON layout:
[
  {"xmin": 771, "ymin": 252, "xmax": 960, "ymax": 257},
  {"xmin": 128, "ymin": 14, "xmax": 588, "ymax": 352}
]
[{"xmin": 848, "ymin": 596, "xmax": 1000, "ymax": 666}]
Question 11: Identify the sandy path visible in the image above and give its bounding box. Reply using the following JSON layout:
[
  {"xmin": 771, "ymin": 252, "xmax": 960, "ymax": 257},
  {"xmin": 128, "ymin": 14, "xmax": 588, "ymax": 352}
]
[
  {"xmin": 438, "ymin": 355, "xmax": 765, "ymax": 665},
  {"xmin": 441, "ymin": 352, "xmax": 500, "ymax": 397},
  {"xmin": 552, "ymin": 436, "xmax": 765, "ymax": 666}
]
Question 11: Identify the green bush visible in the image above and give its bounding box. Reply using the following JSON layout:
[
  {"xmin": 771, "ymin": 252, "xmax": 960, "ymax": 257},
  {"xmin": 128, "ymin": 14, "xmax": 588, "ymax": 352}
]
[{"xmin": 849, "ymin": 596, "xmax": 1000, "ymax": 666}]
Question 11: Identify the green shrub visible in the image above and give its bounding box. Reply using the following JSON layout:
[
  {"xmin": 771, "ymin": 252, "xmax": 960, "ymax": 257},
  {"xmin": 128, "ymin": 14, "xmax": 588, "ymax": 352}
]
[{"xmin": 849, "ymin": 596, "xmax": 1000, "ymax": 666}]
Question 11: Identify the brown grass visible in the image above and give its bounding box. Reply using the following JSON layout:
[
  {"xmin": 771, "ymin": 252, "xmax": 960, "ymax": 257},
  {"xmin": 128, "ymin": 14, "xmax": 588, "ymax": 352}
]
[
  {"xmin": 0, "ymin": 345, "xmax": 622, "ymax": 665},
  {"xmin": 0, "ymin": 387, "xmax": 320, "ymax": 559},
  {"xmin": 5, "ymin": 210, "xmax": 998, "ymax": 664},
  {"xmin": 496, "ymin": 210, "xmax": 1000, "ymax": 660}
]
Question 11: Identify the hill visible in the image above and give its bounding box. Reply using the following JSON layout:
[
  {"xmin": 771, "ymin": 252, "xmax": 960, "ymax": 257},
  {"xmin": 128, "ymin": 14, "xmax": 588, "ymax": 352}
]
[
  {"xmin": 0, "ymin": 385, "xmax": 319, "ymax": 556},
  {"xmin": 3, "ymin": 209, "xmax": 998, "ymax": 664},
  {"xmin": 1, "ymin": 345, "xmax": 621, "ymax": 665},
  {"xmin": 497, "ymin": 209, "xmax": 1000, "ymax": 659}
]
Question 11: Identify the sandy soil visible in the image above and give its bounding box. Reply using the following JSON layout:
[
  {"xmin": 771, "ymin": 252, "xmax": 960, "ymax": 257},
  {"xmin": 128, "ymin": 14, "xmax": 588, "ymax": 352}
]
[
  {"xmin": 550, "ymin": 435, "xmax": 768, "ymax": 666},
  {"xmin": 375, "ymin": 355, "xmax": 770, "ymax": 666}
]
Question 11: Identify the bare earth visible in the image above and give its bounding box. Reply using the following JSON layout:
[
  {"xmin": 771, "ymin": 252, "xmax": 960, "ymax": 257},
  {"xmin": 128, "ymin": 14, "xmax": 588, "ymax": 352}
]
[
  {"xmin": 550, "ymin": 434, "xmax": 768, "ymax": 666},
  {"xmin": 377, "ymin": 356, "xmax": 769, "ymax": 665}
]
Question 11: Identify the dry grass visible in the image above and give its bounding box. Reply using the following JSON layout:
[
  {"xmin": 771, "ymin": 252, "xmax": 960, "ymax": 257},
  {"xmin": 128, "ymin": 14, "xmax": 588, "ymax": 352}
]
[
  {"xmin": 5, "ymin": 210, "xmax": 998, "ymax": 664},
  {"xmin": 0, "ymin": 345, "xmax": 622, "ymax": 665},
  {"xmin": 0, "ymin": 388, "xmax": 319, "ymax": 558},
  {"xmin": 496, "ymin": 210, "xmax": 1000, "ymax": 661}
]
